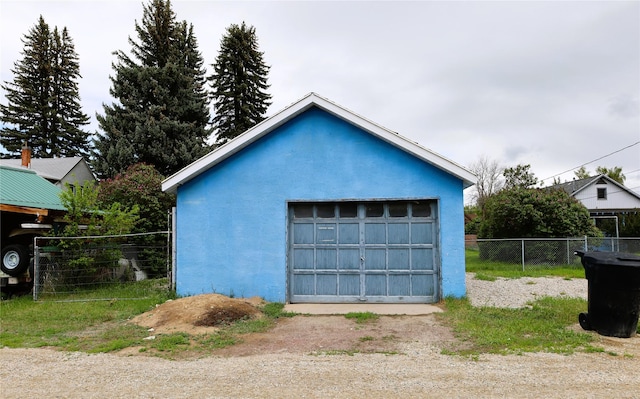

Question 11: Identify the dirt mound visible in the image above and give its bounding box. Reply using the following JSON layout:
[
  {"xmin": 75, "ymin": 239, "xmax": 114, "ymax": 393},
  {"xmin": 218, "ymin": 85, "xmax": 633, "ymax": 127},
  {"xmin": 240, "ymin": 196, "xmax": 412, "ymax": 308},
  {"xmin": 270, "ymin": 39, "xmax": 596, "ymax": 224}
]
[{"xmin": 130, "ymin": 294, "xmax": 265, "ymax": 335}]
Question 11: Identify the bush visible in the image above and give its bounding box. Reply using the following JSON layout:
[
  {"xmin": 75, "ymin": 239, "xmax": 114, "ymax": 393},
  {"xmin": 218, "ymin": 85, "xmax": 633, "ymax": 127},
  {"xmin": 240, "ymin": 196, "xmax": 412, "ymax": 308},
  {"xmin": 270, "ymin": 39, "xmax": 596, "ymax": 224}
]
[
  {"xmin": 480, "ymin": 187, "xmax": 601, "ymax": 239},
  {"xmin": 53, "ymin": 182, "xmax": 140, "ymax": 287},
  {"xmin": 98, "ymin": 163, "xmax": 175, "ymax": 277}
]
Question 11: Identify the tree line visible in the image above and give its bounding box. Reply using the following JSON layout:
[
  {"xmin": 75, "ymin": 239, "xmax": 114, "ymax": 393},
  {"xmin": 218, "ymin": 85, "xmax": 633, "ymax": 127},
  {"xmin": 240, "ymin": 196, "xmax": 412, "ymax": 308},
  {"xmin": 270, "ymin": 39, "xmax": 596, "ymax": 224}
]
[
  {"xmin": 1, "ymin": 0, "xmax": 271, "ymax": 179},
  {"xmin": 466, "ymin": 156, "xmax": 639, "ymax": 238}
]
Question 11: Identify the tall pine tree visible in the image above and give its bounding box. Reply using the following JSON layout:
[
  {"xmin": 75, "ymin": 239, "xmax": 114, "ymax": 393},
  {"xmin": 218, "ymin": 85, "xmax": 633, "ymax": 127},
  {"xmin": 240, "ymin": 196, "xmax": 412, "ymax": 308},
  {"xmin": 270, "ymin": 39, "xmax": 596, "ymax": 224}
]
[
  {"xmin": 93, "ymin": 0, "xmax": 211, "ymax": 178},
  {"xmin": 0, "ymin": 16, "xmax": 90, "ymax": 158},
  {"xmin": 209, "ymin": 22, "xmax": 271, "ymax": 145}
]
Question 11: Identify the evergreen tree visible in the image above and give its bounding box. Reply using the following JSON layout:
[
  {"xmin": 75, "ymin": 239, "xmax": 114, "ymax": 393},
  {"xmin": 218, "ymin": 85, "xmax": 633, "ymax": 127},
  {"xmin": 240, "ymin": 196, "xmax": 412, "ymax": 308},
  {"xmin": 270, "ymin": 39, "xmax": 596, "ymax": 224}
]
[
  {"xmin": 209, "ymin": 22, "xmax": 271, "ymax": 145},
  {"xmin": 573, "ymin": 166, "xmax": 626, "ymax": 185},
  {"xmin": 596, "ymin": 166, "xmax": 626, "ymax": 185},
  {"xmin": 93, "ymin": 0, "xmax": 211, "ymax": 178},
  {"xmin": 503, "ymin": 164, "xmax": 538, "ymax": 189},
  {"xmin": 574, "ymin": 166, "xmax": 590, "ymax": 180},
  {"xmin": 0, "ymin": 16, "xmax": 90, "ymax": 158}
]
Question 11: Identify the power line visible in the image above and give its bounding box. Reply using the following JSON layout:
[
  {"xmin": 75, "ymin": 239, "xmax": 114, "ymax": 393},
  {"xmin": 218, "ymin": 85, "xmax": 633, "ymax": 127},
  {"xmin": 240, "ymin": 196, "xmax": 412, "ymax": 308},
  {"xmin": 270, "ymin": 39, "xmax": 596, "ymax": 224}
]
[{"xmin": 541, "ymin": 141, "xmax": 640, "ymax": 183}]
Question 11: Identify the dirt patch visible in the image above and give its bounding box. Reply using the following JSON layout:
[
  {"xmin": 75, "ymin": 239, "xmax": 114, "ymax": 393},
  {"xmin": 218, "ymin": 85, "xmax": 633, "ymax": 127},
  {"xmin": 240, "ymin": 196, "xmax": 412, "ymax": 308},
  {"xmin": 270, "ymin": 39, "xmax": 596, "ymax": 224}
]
[
  {"xmin": 129, "ymin": 294, "xmax": 265, "ymax": 335},
  {"xmin": 126, "ymin": 293, "xmax": 640, "ymax": 359},
  {"xmin": 214, "ymin": 314, "xmax": 458, "ymax": 356},
  {"xmin": 127, "ymin": 294, "xmax": 459, "ymax": 357}
]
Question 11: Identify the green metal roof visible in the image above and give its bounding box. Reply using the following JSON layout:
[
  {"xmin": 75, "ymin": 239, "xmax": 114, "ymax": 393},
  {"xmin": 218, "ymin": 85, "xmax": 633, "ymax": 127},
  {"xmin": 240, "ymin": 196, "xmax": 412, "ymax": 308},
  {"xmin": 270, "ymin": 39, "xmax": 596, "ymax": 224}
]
[{"xmin": 0, "ymin": 165, "xmax": 65, "ymax": 211}]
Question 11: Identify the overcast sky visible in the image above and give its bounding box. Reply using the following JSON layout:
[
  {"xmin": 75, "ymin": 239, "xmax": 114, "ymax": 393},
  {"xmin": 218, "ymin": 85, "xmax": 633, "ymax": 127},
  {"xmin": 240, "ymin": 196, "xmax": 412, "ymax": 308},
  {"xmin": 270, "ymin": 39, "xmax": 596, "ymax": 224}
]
[{"xmin": 1, "ymin": 0, "xmax": 639, "ymax": 199}]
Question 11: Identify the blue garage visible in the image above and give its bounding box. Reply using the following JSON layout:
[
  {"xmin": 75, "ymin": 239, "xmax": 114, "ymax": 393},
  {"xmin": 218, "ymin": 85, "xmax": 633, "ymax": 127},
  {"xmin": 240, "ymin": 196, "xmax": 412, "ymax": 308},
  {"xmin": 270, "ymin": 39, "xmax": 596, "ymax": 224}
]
[{"xmin": 162, "ymin": 93, "xmax": 475, "ymax": 303}]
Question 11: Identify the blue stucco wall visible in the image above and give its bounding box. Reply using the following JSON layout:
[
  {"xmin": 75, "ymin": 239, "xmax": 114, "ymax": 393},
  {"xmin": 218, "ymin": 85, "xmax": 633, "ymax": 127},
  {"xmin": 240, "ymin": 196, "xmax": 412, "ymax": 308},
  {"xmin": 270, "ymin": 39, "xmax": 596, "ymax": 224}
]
[{"xmin": 175, "ymin": 107, "xmax": 466, "ymax": 301}]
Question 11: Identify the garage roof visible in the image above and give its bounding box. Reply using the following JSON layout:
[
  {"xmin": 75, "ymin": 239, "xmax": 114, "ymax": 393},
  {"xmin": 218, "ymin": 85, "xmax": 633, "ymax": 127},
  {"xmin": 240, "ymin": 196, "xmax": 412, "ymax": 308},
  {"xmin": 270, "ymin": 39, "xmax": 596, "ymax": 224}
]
[
  {"xmin": 0, "ymin": 165, "xmax": 65, "ymax": 211},
  {"xmin": 162, "ymin": 92, "xmax": 476, "ymax": 193}
]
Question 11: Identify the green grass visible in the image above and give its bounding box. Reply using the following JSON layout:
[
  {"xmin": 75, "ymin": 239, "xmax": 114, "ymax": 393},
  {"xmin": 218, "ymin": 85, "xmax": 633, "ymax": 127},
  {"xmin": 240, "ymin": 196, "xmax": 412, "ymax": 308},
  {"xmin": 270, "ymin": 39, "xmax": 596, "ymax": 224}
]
[
  {"xmin": 345, "ymin": 311, "xmax": 379, "ymax": 323},
  {"xmin": 0, "ymin": 265, "xmax": 623, "ymax": 358},
  {"xmin": 438, "ymin": 296, "xmax": 599, "ymax": 356},
  {"xmin": 0, "ymin": 279, "xmax": 172, "ymax": 350},
  {"xmin": 152, "ymin": 332, "xmax": 191, "ymax": 352},
  {"xmin": 0, "ymin": 282, "xmax": 301, "ymax": 358},
  {"xmin": 465, "ymin": 249, "xmax": 585, "ymax": 279}
]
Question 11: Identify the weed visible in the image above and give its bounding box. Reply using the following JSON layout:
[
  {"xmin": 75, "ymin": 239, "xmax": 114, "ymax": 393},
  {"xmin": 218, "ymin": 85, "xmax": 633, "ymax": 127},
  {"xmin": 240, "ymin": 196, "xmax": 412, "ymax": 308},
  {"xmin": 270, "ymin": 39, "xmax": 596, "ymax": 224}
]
[
  {"xmin": 196, "ymin": 331, "xmax": 237, "ymax": 349},
  {"xmin": 359, "ymin": 336, "xmax": 375, "ymax": 342},
  {"xmin": 260, "ymin": 302, "xmax": 297, "ymax": 318},
  {"xmin": 345, "ymin": 312, "xmax": 379, "ymax": 324},
  {"xmin": 474, "ymin": 273, "xmax": 497, "ymax": 282},
  {"xmin": 152, "ymin": 333, "xmax": 191, "ymax": 352}
]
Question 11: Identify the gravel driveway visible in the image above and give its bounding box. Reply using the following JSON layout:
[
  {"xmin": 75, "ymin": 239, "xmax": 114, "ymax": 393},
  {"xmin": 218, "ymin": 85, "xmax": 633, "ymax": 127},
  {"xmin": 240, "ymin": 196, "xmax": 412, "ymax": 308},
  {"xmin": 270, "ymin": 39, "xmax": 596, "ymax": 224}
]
[{"xmin": 1, "ymin": 274, "xmax": 639, "ymax": 398}]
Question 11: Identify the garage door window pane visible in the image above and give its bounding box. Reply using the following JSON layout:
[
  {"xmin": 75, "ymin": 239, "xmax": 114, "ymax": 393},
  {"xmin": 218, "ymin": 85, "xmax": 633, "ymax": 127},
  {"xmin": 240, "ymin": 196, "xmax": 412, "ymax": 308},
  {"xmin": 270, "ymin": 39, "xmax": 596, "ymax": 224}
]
[
  {"xmin": 317, "ymin": 204, "xmax": 335, "ymax": 218},
  {"xmin": 293, "ymin": 204, "xmax": 313, "ymax": 218},
  {"xmin": 412, "ymin": 202, "xmax": 431, "ymax": 217},
  {"xmin": 366, "ymin": 203, "xmax": 384, "ymax": 217},
  {"xmin": 389, "ymin": 203, "xmax": 407, "ymax": 217},
  {"xmin": 339, "ymin": 203, "xmax": 358, "ymax": 218}
]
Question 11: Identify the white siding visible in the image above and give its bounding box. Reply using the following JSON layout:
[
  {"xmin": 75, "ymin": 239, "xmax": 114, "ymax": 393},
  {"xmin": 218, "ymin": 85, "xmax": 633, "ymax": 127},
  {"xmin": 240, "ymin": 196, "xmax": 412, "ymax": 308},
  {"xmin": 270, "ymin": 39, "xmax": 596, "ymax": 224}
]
[{"xmin": 575, "ymin": 181, "xmax": 640, "ymax": 211}]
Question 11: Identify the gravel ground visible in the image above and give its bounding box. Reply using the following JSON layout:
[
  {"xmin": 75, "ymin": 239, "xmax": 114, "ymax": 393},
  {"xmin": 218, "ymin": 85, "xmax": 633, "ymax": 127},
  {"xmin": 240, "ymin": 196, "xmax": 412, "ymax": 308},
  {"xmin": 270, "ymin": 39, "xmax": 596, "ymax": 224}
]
[
  {"xmin": 465, "ymin": 273, "xmax": 588, "ymax": 308},
  {"xmin": 1, "ymin": 274, "xmax": 639, "ymax": 399}
]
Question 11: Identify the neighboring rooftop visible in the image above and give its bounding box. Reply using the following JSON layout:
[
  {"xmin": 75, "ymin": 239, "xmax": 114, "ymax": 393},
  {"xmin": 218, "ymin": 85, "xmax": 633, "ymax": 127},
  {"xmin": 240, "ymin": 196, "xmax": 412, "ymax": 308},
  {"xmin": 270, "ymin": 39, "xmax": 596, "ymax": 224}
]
[
  {"xmin": 0, "ymin": 165, "xmax": 65, "ymax": 211},
  {"xmin": 0, "ymin": 156, "xmax": 85, "ymax": 181},
  {"xmin": 551, "ymin": 175, "xmax": 600, "ymax": 195}
]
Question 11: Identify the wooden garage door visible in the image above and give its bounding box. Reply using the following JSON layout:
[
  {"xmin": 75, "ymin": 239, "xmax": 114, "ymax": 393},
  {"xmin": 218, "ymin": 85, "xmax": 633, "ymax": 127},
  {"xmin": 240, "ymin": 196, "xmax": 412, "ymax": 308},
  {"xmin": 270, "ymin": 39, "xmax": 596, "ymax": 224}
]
[{"xmin": 288, "ymin": 200, "xmax": 439, "ymax": 303}]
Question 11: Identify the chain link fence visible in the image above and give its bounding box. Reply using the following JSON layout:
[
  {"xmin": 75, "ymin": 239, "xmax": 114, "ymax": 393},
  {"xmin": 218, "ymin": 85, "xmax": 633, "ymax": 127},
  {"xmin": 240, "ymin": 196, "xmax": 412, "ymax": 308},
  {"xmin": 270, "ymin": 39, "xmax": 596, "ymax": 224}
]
[
  {"xmin": 465, "ymin": 237, "xmax": 640, "ymax": 271},
  {"xmin": 33, "ymin": 231, "xmax": 171, "ymax": 301}
]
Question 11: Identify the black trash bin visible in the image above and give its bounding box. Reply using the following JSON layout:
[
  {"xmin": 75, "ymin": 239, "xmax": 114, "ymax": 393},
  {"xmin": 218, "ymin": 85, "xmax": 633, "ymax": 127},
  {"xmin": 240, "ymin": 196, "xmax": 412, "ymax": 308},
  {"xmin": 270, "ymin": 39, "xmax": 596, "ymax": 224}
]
[{"xmin": 575, "ymin": 251, "xmax": 640, "ymax": 338}]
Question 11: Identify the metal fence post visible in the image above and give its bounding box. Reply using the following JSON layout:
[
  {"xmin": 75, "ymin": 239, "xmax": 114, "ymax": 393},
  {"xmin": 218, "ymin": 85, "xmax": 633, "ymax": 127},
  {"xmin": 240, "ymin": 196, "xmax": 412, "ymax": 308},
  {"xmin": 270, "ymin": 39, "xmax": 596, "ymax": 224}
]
[
  {"xmin": 521, "ymin": 239, "xmax": 525, "ymax": 272},
  {"xmin": 33, "ymin": 236, "xmax": 39, "ymax": 301},
  {"xmin": 584, "ymin": 236, "xmax": 588, "ymax": 252}
]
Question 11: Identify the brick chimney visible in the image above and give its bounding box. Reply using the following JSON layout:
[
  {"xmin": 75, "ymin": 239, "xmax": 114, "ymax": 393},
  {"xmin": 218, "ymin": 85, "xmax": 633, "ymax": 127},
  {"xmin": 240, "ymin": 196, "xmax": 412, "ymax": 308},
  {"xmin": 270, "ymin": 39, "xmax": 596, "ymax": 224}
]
[{"xmin": 21, "ymin": 141, "xmax": 31, "ymax": 168}]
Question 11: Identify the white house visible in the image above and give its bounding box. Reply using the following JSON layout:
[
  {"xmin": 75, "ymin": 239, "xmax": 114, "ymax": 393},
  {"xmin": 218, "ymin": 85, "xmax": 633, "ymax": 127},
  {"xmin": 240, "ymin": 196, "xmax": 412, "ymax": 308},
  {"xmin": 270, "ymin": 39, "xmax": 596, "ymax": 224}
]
[{"xmin": 554, "ymin": 174, "xmax": 640, "ymax": 215}]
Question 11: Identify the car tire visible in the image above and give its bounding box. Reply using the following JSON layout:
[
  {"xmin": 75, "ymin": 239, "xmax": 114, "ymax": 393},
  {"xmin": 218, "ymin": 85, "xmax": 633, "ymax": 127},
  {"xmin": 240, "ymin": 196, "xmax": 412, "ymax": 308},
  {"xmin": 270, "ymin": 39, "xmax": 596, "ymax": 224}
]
[{"xmin": 1, "ymin": 244, "xmax": 30, "ymax": 277}]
